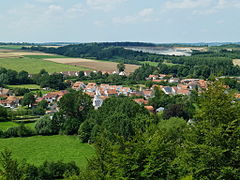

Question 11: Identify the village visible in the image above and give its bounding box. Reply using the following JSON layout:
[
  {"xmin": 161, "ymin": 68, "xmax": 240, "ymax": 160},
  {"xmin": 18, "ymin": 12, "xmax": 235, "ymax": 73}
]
[{"xmin": 0, "ymin": 70, "xmax": 209, "ymax": 115}]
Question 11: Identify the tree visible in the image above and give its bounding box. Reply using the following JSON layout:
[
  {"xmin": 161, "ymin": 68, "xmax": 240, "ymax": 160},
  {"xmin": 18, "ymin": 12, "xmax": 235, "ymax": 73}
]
[
  {"xmin": 21, "ymin": 92, "xmax": 35, "ymax": 107},
  {"xmin": 17, "ymin": 70, "xmax": 30, "ymax": 84},
  {"xmin": 37, "ymin": 100, "xmax": 48, "ymax": 109},
  {"xmin": 0, "ymin": 106, "xmax": 8, "ymax": 122},
  {"xmin": 195, "ymin": 81, "xmax": 240, "ymax": 125},
  {"xmin": 0, "ymin": 149, "xmax": 23, "ymax": 180},
  {"xmin": 57, "ymin": 91, "xmax": 93, "ymax": 135},
  {"xmin": 58, "ymin": 91, "xmax": 93, "ymax": 120},
  {"xmin": 39, "ymin": 69, "xmax": 48, "ymax": 75},
  {"xmin": 0, "ymin": 73, "xmax": 9, "ymax": 84},
  {"xmin": 117, "ymin": 62, "xmax": 125, "ymax": 72},
  {"xmin": 78, "ymin": 71, "xmax": 85, "ymax": 79},
  {"xmin": 35, "ymin": 116, "xmax": 54, "ymax": 135},
  {"xmin": 163, "ymin": 104, "xmax": 189, "ymax": 120},
  {"xmin": 79, "ymin": 97, "xmax": 150, "ymax": 143},
  {"xmin": 13, "ymin": 88, "xmax": 30, "ymax": 96},
  {"xmin": 149, "ymin": 87, "xmax": 172, "ymax": 109},
  {"xmin": 6, "ymin": 70, "xmax": 18, "ymax": 84}
]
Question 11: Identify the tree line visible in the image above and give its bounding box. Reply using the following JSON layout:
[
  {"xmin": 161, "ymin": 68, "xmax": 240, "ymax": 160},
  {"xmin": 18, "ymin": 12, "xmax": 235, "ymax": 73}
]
[{"xmin": 23, "ymin": 44, "xmax": 165, "ymax": 65}]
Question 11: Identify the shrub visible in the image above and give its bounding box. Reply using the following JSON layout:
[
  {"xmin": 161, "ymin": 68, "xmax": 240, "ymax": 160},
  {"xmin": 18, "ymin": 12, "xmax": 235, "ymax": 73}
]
[
  {"xmin": 35, "ymin": 116, "xmax": 53, "ymax": 135},
  {"xmin": 38, "ymin": 161, "xmax": 80, "ymax": 180},
  {"xmin": 3, "ymin": 124, "xmax": 34, "ymax": 138}
]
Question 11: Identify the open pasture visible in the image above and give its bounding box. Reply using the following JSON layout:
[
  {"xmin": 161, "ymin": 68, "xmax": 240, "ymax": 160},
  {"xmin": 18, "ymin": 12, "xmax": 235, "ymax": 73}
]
[
  {"xmin": 0, "ymin": 135, "xmax": 95, "ymax": 168},
  {"xmin": 0, "ymin": 49, "xmax": 91, "ymax": 74},
  {"xmin": 0, "ymin": 121, "xmax": 36, "ymax": 131},
  {"xmin": 44, "ymin": 58, "xmax": 140, "ymax": 73}
]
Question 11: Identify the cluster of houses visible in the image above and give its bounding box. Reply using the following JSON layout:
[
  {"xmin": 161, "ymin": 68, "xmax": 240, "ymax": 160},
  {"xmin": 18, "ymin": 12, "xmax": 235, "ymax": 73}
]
[
  {"xmin": 147, "ymin": 74, "xmax": 208, "ymax": 96},
  {"xmin": 60, "ymin": 70, "xmax": 128, "ymax": 77},
  {"xmin": 71, "ymin": 76, "xmax": 208, "ymax": 110},
  {"xmin": 0, "ymin": 73, "xmax": 209, "ymax": 114},
  {"xmin": 0, "ymin": 87, "xmax": 68, "ymax": 114},
  {"xmin": 35, "ymin": 90, "xmax": 68, "ymax": 114},
  {"xmin": 72, "ymin": 82, "xmax": 132, "ymax": 109},
  {"xmin": 0, "ymin": 88, "xmax": 20, "ymax": 108}
]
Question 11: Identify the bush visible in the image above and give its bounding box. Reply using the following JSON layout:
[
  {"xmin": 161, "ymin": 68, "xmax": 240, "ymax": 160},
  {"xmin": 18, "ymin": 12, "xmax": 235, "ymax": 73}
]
[
  {"xmin": 38, "ymin": 161, "xmax": 80, "ymax": 180},
  {"xmin": 32, "ymin": 107, "xmax": 45, "ymax": 115},
  {"xmin": 0, "ymin": 150, "xmax": 80, "ymax": 180},
  {"xmin": 3, "ymin": 127, "xmax": 18, "ymax": 138},
  {"xmin": 0, "ymin": 106, "xmax": 8, "ymax": 122},
  {"xmin": 60, "ymin": 118, "xmax": 81, "ymax": 135},
  {"xmin": 13, "ymin": 88, "xmax": 30, "ymax": 96},
  {"xmin": 0, "ymin": 129, "xmax": 4, "ymax": 138},
  {"xmin": 35, "ymin": 116, "xmax": 54, "ymax": 135},
  {"xmin": 3, "ymin": 124, "xmax": 34, "ymax": 138}
]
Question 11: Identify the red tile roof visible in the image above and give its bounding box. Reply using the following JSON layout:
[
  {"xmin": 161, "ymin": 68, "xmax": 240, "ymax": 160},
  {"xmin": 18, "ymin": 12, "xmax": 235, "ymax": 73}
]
[
  {"xmin": 134, "ymin": 98, "xmax": 148, "ymax": 105},
  {"xmin": 144, "ymin": 106, "xmax": 154, "ymax": 112}
]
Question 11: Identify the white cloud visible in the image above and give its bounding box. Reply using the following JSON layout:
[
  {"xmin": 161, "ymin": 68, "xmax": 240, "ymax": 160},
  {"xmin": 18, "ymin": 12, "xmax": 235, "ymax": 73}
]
[
  {"xmin": 216, "ymin": 19, "xmax": 224, "ymax": 24},
  {"xmin": 113, "ymin": 8, "xmax": 158, "ymax": 24},
  {"xmin": 86, "ymin": 0, "xmax": 128, "ymax": 11},
  {"xmin": 35, "ymin": 0, "xmax": 55, "ymax": 3},
  {"xmin": 138, "ymin": 8, "xmax": 154, "ymax": 17},
  {"xmin": 66, "ymin": 4, "xmax": 86, "ymax": 18},
  {"xmin": 193, "ymin": 0, "xmax": 240, "ymax": 15},
  {"xmin": 94, "ymin": 20, "xmax": 105, "ymax": 26},
  {"xmin": 44, "ymin": 5, "xmax": 63, "ymax": 15},
  {"xmin": 164, "ymin": 0, "xmax": 212, "ymax": 9}
]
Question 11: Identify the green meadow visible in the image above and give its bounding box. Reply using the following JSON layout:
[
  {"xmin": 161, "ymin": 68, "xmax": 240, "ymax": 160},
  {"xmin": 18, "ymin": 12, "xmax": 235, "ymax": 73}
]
[
  {"xmin": 7, "ymin": 84, "xmax": 41, "ymax": 89},
  {"xmin": 140, "ymin": 61, "xmax": 176, "ymax": 67},
  {"xmin": 0, "ymin": 135, "xmax": 95, "ymax": 168},
  {"xmin": 0, "ymin": 56, "xmax": 91, "ymax": 74},
  {"xmin": 0, "ymin": 45, "xmax": 23, "ymax": 50},
  {"xmin": 0, "ymin": 121, "xmax": 19, "ymax": 131},
  {"xmin": 0, "ymin": 121, "xmax": 36, "ymax": 131},
  {"xmin": 140, "ymin": 61, "xmax": 159, "ymax": 66}
]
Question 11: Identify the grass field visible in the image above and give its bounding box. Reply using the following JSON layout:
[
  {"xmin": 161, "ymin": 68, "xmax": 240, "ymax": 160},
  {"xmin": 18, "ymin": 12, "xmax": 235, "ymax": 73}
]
[
  {"xmin": 24, "ymin": 55, "xmax": 66, "ymax": 59},
  {"xmin": 0, "ymin": 121, "xmax": 36, "ymax": 131},
  {"xmin": 140, "ymin": 61, "xmax": 159, "ymax": 66},
  {"xmin": 0, "ymin": 57, "xmax": 91, "ymax": 74},
  {"xmin": 0, "ymin": 45, "xmax": 23, "ymax": 50},
  {"xmin": 45, "ymin": 58, "xmax": 140, "ymax": 73},
  {"xmin": 140, "ymin": 61, "xmax": 176, "ymax": 67},
  {"xmin": 7, "ymin": 84, "xmax": 41, "ymax": 89},
  {"xmin": 0, "ymin": 49, "xmax": 92, "ymax": 73},
  {"xmin": 0, "ymin": 135, "xmax": 95, "ymax": 168},
  {"xmin": 0, "ymin": 121, "xmax": 19, "ymax": 131}
]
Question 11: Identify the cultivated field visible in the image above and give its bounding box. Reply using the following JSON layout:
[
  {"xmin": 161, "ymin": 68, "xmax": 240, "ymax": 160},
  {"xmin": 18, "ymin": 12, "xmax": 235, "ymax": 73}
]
[
  {"xmin": 0, "ymin": 49, "xmax": 55, "ymax": 57},
  {"xmin": 0, "ymin": 135, "xmax": 95, "ymax": 168},
  {"xmin": 44, "ymin": 58, "xmax": 140, "ymax": 73},
  {"xmin": 233, "ymin": 59, "xmax": 240, "ymax": 66},
  {"xmin": 0, "ymin": 49, "xmax": 91, "ymax": 73}
]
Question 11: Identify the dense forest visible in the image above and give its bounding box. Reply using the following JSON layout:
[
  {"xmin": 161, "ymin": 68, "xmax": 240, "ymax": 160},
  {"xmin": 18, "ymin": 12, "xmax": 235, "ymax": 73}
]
[{"xmin": 23, "ymin": 44, "xmax": 166, "ymax": 65}]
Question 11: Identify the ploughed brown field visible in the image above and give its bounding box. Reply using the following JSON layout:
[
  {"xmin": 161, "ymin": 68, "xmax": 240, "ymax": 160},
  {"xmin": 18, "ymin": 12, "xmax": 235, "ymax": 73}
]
[
  {"xmin": 0, "ymin": 49, "xmax": 55, "ymax": 58},
  {"xmin": 233, "ymin": 59, "xmax": 240, "ymax": 66},
  {"xmin": 44, "ymin": 58, "xmax": 140, "ymax": 73}
]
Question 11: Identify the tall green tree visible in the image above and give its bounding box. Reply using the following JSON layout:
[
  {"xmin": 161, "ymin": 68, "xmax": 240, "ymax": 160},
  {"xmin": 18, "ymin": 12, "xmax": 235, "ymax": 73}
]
[
  {"xmin": 0, "ymin": 149, "xmax": 23, "ymax": 180},
  {"xmin": 195, "ymin": 81, "xmax": 240, "ymax": 125},
  {"xmin": 117, "ymin": 62, "xmax": 125, "ymax": 72},
  {"xmin": 21, "ymin": 92, "xmax": 35, "ymax": 108}
]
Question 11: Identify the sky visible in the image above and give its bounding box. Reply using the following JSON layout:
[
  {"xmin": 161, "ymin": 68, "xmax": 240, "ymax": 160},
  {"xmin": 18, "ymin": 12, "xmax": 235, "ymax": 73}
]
[{"xmin": 0, "ymin": 0, "xmax": 240, "ymax": 43}]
